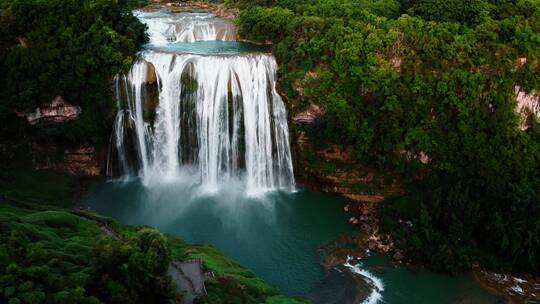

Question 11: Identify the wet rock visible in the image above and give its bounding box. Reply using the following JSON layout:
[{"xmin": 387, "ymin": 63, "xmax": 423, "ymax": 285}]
[
  {"xmin": 344, "ymin": 204, "xmax": 350, "ymax": 212},
  {"xmin": 146, "ymin": 61, "xmax": 157, "ymax": 84},
  {"xmin": 473, "ymin": 266, "xmax": 540, "ymax": 303},
  {"xmin": 393, "ymin": 250, "xmax": 404, "ymax": 261},
  {"xmin": 368, "ymin": 240, "xmax": 377, "ymax": 251},
  {"xmin": 349, "ymin": 217, "xmax": 359, "ymax": 225},
  {"xmin": 360, "ymin": 223, "xmax": 372, "ymax": 235},
  {"xmin": 306, "ymin": 265, "xmax": 371, "ymax": 304}
]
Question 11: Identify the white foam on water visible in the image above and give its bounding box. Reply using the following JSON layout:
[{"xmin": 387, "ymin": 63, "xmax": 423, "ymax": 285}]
[
  {"xmin": 345, "ymin": 256, "xmax": 384, "ymax": 304},
  {"xmin": 108, "ymin": 10, "xmax": 294, "ymax": 196},
  {"xmin": 135, "ymin": 10, "xmax": 236, "ymax": 44}
]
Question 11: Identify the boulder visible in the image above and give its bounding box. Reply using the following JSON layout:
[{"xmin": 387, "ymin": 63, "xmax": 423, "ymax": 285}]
[
  {"xmin": 392, "ymin": 250, "xmax": 404, "ymax": 261},
  {"xmin": 348, "ymin": 217, "xmax": 359, "ymax": 225}
]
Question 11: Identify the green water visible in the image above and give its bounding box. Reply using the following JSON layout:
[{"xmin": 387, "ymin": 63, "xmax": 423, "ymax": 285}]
[
  {"xmin": 83, "ymin": 179, "xmax": 500, "ymax": 303},
  {"xmin": 146, "ymin": 40, "xmax": 270, "ymax": 55},
  {"xmin": 360, "ymin": 253, "xmax": 500, "ymax": 304}
]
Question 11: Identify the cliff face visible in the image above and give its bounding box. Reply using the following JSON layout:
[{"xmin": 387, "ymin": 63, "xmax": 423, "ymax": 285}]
[
  {"xmin": 515, "ymin": 86, "xmax": 540, "ymax": 130},
  {"xmin": 287, "ymin": 84, "xmax": 538, "ymax": 203},
  {"xmin": 31, "ymin": 144, "xmax": 102, "ymax": 177},
  {"xmin": 290, "ymin": 103, "xmax": 403, "ymax": 203},
  {"xmin": 6, "ymin": 96, "xmax": 103, "ymax": 177},
  {"xmin": 22, "ymin": 96, "xmax": 81, "ymax": 125}
]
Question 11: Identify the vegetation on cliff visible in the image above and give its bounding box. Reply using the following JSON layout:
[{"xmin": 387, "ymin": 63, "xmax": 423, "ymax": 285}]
[
  {"xmin": 235, "ymin": 0, "xmax": 540, "ymax": 274},
  {"xmin": 0, "ymin": 0, "xmax": 147, "ymax": 143}
]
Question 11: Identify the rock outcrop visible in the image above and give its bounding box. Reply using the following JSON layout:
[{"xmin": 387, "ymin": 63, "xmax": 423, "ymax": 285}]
[
  {"xmin": 293, "ymin": 133, "xmax": 402, "ymax": 203},
  {"xmin": 473, "ymin": 266, "xmax": 540, "ymax": 303},
  {"xmin": 25, "ymin": 96, "xmax": 81, "ymax": 125},
  {"xmin": 292, "ymin": 103, "xmax": 325, "ymax": 124},
  {"xmin": 33, "ymin": 144, "xmax": 102, "ymax": 177},
  {"xmin": 515, "ymin": 86, "xmax": 540, "ymax": 130}
]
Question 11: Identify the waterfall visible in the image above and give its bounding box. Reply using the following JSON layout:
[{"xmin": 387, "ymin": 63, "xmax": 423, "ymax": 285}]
[
  {"xmin": 135, "ymin": 10, "xmax": 236, "ymax": 44},
  {"xmin": 108, "ymin": 11, "xmax": 295, "ymax": 194}
]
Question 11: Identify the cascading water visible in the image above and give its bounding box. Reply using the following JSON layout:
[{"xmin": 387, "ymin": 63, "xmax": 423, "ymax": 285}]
[
  {"xmin": 108, "ymin": 10, "xmax": 295, "ymax": 194},
  {"xmin": 135, "ymin": 10, "xmax": 236, "ymax": 44}
]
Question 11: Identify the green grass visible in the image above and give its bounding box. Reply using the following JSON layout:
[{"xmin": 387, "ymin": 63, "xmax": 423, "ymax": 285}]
[{"xmin": 164, "ymin": 240, "xmax": 307, "ymax": 303}]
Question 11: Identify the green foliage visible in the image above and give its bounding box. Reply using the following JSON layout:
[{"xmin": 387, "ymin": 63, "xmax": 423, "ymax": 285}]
[
  {"xmin": 238, "ymin": 0, "xmax": 540, "ymax": 273},
  {"xmin": 0, "ymin": 164, "xmax": 74, "ymax": 208},
  {"xmin": 0, "ymin": 0, "xmax": 147, "ymax": 143},
  {"xmin": 406, "ymin": 0, "xmax": 491, "ymax": 25},
  {"xmin": 175, "ymin": 244, "xmax": 288, "ymax": 303},
  {"xmin": 0, "ymin": 203, "xmax": 177, "ymax": 304},
  {"xmin": 90, "ymin": 228, "xmax": 175, "ymax": 303}
]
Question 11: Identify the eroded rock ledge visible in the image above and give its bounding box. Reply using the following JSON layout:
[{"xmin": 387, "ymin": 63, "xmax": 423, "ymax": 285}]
[
  {"xmin": 32, "ymin": 144, "xmax": 102, "ymax": 177},
  {"xmin": 22, "ymin": 96, "xmax": 81, "ymax": 125}
]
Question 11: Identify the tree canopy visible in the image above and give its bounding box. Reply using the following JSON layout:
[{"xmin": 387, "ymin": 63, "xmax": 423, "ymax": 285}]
[
  {"xmin": 0, "ymin": 0, "xmax": 147, "ymax": 142},
  {"xmin": 236, "ymin": 0, "xmax": 540, "ymax": 273}
]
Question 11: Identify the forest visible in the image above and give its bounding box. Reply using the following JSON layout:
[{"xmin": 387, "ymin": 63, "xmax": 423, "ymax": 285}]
[
  {"xmin": 236, "ymin": 0, "xmax": 540, "ymax": 273},
  {"xmin": 0, "ymin": 0, "xmax": 147, "ymax": 143}
]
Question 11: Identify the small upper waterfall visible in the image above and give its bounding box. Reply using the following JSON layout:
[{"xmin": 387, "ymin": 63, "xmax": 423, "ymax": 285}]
[
  {"xmin": 135, "ymin": 10, "xmax": 237, "ymax": 44},
  {"xmin": 107, "ymin": 10, "xmax": 295, "ymax": 194}
]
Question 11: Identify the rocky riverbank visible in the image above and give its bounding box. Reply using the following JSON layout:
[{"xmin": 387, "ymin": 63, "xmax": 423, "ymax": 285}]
[{"xmin": 473, "ymin": 266, "xmax": 540, "ymax": 303}]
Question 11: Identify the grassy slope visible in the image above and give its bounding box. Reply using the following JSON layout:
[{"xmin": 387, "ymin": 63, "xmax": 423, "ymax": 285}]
[{"xmin": 0, "ymin": 167, "xmax": 305, "ymax": 303}]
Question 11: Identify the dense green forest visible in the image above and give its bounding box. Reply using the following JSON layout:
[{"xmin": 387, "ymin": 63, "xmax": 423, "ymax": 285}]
[
  {"xmin": 0, "ymin": 0, "xmax": 147, "ymax": 143},
  {"xmin": 235, "ymin": 0, "xmax": 540, "ymax": 273}
]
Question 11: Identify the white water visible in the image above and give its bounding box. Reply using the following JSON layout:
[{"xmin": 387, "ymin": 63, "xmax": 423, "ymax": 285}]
[
  {"xmin": 108, "ymin": 12, "xmax": 295, "ymax": 194},
  {"xmin": 135, "ymin": 10, "xmax": 236, "ymax": 44},
  {"xmin": 345, "ymin": 256, "xmax": 384, "ymax": 304}
]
